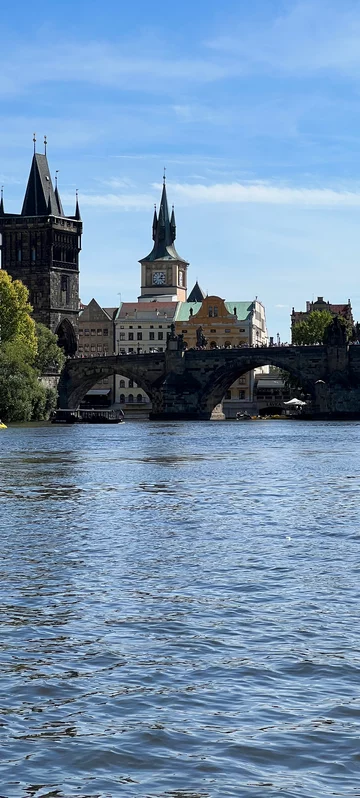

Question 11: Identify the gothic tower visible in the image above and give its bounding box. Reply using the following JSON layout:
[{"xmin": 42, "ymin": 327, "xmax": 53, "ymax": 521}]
[
  {"xmin": 139, "ymin": 174, "xmax": 189, "ymax": 302},
  {"xmin": 0, "ymin": 140, "xmax": 82, "ymax": 355}
]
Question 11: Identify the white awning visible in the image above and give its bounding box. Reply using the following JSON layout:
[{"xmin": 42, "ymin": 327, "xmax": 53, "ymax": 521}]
[{"xmin": 85, "ymin": 389, "xmax": 111, "ymax": 396}]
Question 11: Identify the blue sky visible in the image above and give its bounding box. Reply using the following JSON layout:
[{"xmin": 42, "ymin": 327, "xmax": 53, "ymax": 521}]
[{"xmin": 2, "ymin": 0, "xmax": 360, "ymax": 340}]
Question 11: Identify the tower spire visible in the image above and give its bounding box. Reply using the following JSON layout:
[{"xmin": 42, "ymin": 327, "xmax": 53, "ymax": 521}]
[
  {"xmin": 33, "ymin": 133, "xmax": 36, "ymax": 154},
  {"xmin": 152, "ymin": 204, "xmax": 158, "ymax": 240},
  {"xmin": 0, "ymin": 186, "xmax": 4, "ymax": 215},
  {"xmin": 44, "ymin": 135, "xmax": 47, "ymax": 156}
]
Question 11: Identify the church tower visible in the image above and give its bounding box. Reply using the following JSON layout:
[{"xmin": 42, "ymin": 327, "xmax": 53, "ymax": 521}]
[
  {"xmin": 0, "ymin": 138, "xmax": 82, "ymax": 355},
  {"xmin": 139, "ymin": 174, "xmax": 189, "ymax": 302}
]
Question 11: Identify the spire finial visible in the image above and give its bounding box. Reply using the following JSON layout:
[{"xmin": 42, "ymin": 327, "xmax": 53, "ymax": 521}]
[
  {"xmin": 76, "ymin": 188, "xmax": 78, "ymax": 200},
  {"xmin": 44, "ymin": 135, "xmax": 47, "ymax": 155},
  {"xmin": 1, "ymin": 186, "xmax": 3, "ymax": 200},
  {"xmin": 163, "ymin": 166, "xmax": 166, "ymax": 185},
  {"xmin": 33, "ymin": 133, "xmax": 36, "ymax": 154},
  {"xmin": 55, "ymin": 170, "xmax": 59, "ymax": 188}
]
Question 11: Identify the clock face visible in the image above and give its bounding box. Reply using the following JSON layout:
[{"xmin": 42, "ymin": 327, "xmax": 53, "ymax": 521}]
[{"xmin": 153, "ymin": 271, "xmax": 166, "ymax": 286}]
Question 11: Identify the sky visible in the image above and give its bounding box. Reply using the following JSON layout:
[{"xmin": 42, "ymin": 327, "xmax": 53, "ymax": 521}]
[{"xmin": 2, "ymin": 0, "xmax": 360, "ymax": 340}]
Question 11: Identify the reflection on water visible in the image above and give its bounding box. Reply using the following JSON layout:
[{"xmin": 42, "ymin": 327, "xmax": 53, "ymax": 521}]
[{"xmin": 1, "ymin": 421, "xmax": 360, "ymax": 797}]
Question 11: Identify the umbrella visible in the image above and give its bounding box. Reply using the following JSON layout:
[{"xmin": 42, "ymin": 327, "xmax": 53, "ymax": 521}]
[{"xmin": 283, "ymin": 397, "xmax": 307, "ymax": 406}]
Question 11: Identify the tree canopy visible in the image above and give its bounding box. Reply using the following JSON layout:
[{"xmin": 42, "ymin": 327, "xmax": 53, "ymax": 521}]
[
  {"xmin": 0, "ymin": 272, "xmax": 63, "ymax": 422},
  {"xmin": 292, "ymin": 310, "xmax": 351, "ymax": 345}
]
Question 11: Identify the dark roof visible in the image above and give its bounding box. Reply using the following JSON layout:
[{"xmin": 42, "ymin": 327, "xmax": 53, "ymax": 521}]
[
  {"xmin": 187, "ymin": 281, "xmax": 206, "ymax": 302},
  {"xmin": 140, "ymin": 181, "xmax": 188, "ymax": 264},
  {"xmin": 21, "ymin": 153, "xmax": 65, "ymax": 217}
]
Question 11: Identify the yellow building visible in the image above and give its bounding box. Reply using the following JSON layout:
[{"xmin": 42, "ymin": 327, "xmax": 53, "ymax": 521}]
[{"xmin": 175, "ymin": 294, "xmax": 268, "ymax": 416}]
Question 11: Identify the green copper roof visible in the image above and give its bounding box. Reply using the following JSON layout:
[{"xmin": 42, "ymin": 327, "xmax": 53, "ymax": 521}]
[{"xmin": 175, "ymin": 301, "xmax": 254, "ymax": 322}]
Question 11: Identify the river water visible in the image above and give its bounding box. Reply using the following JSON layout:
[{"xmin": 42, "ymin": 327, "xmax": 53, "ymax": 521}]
[{"xmin": 0, "ymin": 420, "xmax": 360, "ymax": 798}]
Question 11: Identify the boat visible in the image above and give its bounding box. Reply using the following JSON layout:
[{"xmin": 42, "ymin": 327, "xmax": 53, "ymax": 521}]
[
  {"xmin": 236, "ymin": 411, "xmax": 252, "ymax": 421},
  {"xmin": 51, "ymin": 408, "xmax": 125, "ymax": 425},
  {"xmin": 0, "ymin": 420, "xmax": 7, "ymax": 429}
]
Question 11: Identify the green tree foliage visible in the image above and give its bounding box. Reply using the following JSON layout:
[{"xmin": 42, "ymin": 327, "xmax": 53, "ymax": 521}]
[
  {"xmin": 0, "ymin": 273, "xmax": 61, "ymax": 422},
  {"xmin": 0, "ymin": 270, "xmax": 37, "ymax": 357},
  {"xmin": 34, "ymin": 323, "xmax": 66, "ymax": 373},
  {"xmin": 292, "ymin": 310, "xmax": 334, "ymax": 345}
]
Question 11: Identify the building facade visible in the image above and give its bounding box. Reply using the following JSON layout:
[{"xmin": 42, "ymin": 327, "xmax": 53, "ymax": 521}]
[
  {"xmin": 78, "ymin": 299, "xmax": 116, "ymax": 405},
  {"xmin": 0, "ymin": 144, "xmax": 82, "ymax": 355},
  {"xmin": 291, "ymin": 296, "xmax": 353, "ymax": 341},
  {"xmin": 114, "ymin": 302, "xmax": 179, "ymax": 406}
]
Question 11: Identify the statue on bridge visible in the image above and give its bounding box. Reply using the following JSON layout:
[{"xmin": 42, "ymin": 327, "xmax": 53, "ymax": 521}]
[{"xmin": 196, "ymin": 325, "xmax": 208, "ymax": 349}]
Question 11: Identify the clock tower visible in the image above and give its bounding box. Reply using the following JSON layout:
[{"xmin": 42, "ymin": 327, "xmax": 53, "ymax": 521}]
[{"xmin": 139, "ymin": 174, "xmax": 189, "ymax": 302}]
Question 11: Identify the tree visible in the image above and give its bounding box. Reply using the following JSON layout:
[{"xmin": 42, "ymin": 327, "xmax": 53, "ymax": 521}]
[
  {"xmin": 0, "ymin": 270, "xmax": 37, "ymax": 358},
  {"xmin": 34, "ymin": 323, "xmax": 66, "ymax": 373},
  {"xmin": 292, "ymin": 310, "xmax": 334, "ymax": 345}
]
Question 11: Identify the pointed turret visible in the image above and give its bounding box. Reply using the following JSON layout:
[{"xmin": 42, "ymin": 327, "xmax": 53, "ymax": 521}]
[
  {"xmin": 152, "ymin": 205, "xmax": 158, "ymax": 240},
  {"xmin": 22, "ymin": 153, "xmax": 62, "ymax": 216},
  {"xmin": 74, "ymin": 191, "xmax": 81, "ymax": 221},
  {"xmin": 170, "ymin": 205, "xmax": 176, "ymax": 241},
  {"xmin": 140, "ymin": 174, "xmax": 187, "ymax": 263},
  {"xmin": 0, "ymin": 187, "xmax": 4, "ymax": 216},
  {"xmin": 54, "ymin": 184, "xmax": 64, "ymax": 216}
]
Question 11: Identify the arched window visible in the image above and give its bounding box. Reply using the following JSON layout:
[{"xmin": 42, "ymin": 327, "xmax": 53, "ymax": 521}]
[
  {"xmin": 210, "ymin": 341, "xmax": 217, "ymax": 349},
  {"xmin": 128, "ymin": 394, "xmax": 134, "ymax": 403},
  {"xmin": 119, "ymin": 379, "xmax": 125, "ymax": 388},
  {"xmin": 208, "ymin": 306, "xmax": 213, "ymax": 317},
  {"xmin": 224, "ymin": 341, "xmax": 231, "ymax": 348},
  {"xmin": 119, "ymin": 394, "xmax": 125, "ymax": 404},
  {"xmin": 137, "ymin": 393, "xmax": 143, "ymax": 403}
]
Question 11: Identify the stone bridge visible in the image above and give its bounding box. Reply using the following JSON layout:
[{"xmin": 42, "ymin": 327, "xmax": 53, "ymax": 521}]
[{"xmin": 58, "ymin": 340, "xmax": 360, "ymax": 419}]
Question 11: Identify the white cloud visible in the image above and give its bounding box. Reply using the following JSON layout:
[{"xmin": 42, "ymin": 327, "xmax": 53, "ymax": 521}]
[{"xmin": 70, "ymin": 180, "xmax": 360, "ymax": 212}]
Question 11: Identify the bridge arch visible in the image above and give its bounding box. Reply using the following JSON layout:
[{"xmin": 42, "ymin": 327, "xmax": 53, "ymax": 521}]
[
  {"xmin": 195, "ymin": 351, "xmax": 321, "ymax": 415},
  {"xmin": 58, "ymin": 354, "xmax": 167, "ymax": 409}
]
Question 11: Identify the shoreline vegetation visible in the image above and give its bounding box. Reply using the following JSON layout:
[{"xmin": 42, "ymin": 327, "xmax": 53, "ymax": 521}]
[{"xmin": 0, "ymin": 271, "xmax": 65, "ymax": 423}]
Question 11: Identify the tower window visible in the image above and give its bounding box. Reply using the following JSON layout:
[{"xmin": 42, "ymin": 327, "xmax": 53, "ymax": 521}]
[
  {"xmin": 214, "ymin": 306, "xmax": 218, "ymax": 317},
  {"xmin": 17, "ymin": 248, "xmax": 22, "ymax": 263},
  {"xmin": 208, "ymin": 307, "xmax": 213, "ymax": 317},
  {"xmin": 31, "ymin": 246, "xmax": 36, "ymax": 263},
  {"xmin": 61, "ymin": 275, "xmax": 69, "ymax": 304},
  {"xmin": 103, "ymin": 329, "xmax": 108, "ymax": 336}
]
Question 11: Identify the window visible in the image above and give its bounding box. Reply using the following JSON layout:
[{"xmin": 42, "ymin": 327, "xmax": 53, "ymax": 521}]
[
  {"xmin": 137, "ymin": 325, "xmax": 142, "ymax": 329},
  {"xmin": 128, "ymin": 379, "xmax": 134, "ymax": 388},
  {"xmin": 214, "ymin": 306, "xmax": 218, "ymax": 317},
  {"xmin": 210, "ymin": 341, "xmax": 217, "ymax": 349},
  {"xmin": 238, "ymin": 377, "xmax": 246, "ymax": 385},
  {"xmin": 103, "ymin": 345, "xmax": 108, "ymax": 353},
  {"xmin": 78, "ymin": 346, "xmax": 83, "ymax": 353},
  {"xmin": 158, "ymin": 347, "xmax": 163, "ymax": 352},
  {"xmin": 182, "ymin": 329, "xmax": 187, "ymax": 333},
  {"xmin": 128, "ymin": 332, "xmax": 134, "ymax": 340},
  {"xmin": 149, "ymin": 332, "xmax": 155, "ymax": 340},
  {"xmin": 150, "ymin": 325, "xmax": 154, "ymax": 329},
  {"xmin": 84, "ymin": 328, "xmax": 89, "ymax": 336},
  {"xmin": 158, "ymin": 332, "xmax": 163, "ymax": 340},
  {"xmin": 103, "ymin": 328, "xmax": 108, "ymax": 336},
  {"xmin": 97, "ymin": 329, "xmax": 102, "ymax": 336},
  {"xmin": 119, "ymin": 379, "xmax": 125, "ymax": 388},
  {"xmin": 208, "ymin": 307, "xmax": 213, "ymax": 317},
  {"xmin": 225, "ymin": 329, "xmax": 231, "ymax": 334},
  {"xmin": 225, "ymin": 391, "xmax": 232, "ymax": 400},
  {"xmin": 97, "ymin": 345, "xmax": 102, "ymax": 352},
  {"xmin": 137, "ymin": 394, "xmax": 143, "ymax": 403},
  {"xmin": 210, "ymin": 329, "xmax": 216, "ymax": 334},
  {"xmin": 238, "ymin": 390, "xmax": 245, "ymax": 400},
  {"xmin": 128, "ymin": 394, "xmax": 134, "ymax": 403},
  {"xmin": 61, "ymin": 275, "xmax": 69, "ymax": 304},
  {"xmin": 31, "ymin": 246, "xmax": 36, "ymax": 262},
  {"xmin": 84, "ymin": 343, "xmax": 89, "ymax": 351},
  {"xmin": 79, "ymin": 329, "xmax": 83, "ymax": 336},
  {"xmin": 91, "ymin": 345, "xmax": 96, "ymax": 352},
  {"xmin": 119, "ymin": 332, "xmax": 125, "ymax": 341},
  {"xmin": 17, "ymin": 248, "xmax": 22, "ymax": 262},
  {"xmin": 137, "ymin": 332, "xmax": 142, "ymax": 341},
  {"xmin": 91, "ymin": 329, "xmax": 96, "ymax": 336},
  {"xmin": 120, "ymin": 394, "xmax": 125, "ymax": 404},
  {"xmin": 128, "ymin": 347, "xmax": 134, "ymax": 353}
]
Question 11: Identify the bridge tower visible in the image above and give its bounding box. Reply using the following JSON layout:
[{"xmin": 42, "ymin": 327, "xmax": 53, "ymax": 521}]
[
  {"xmin": 0, "ymin": 140, "xmax": 82, "ymax": 355},
  {"xmin": 139, "ymin": 172, "xmax": 189, "ymax": 302}
]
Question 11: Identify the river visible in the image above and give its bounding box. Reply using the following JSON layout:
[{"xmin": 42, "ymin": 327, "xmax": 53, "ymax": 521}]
[{"xmin": 0, "ymin": 420, "xmax": 360, "ymax": 798}]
